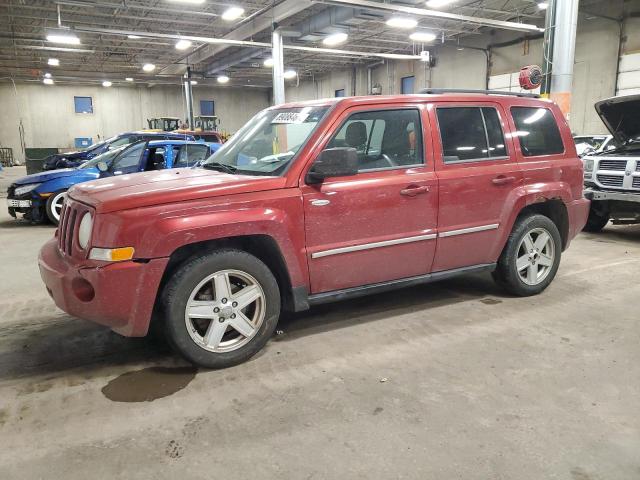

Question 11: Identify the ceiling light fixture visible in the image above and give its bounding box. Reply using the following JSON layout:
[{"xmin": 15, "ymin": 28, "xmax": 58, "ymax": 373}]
[
  {"xmin": 537, "ymin": 2, "xmax": 549, "ymax": 9},
  {"xmin": 127, "ymin": 34, "xmax": 142, "ymax": 39},
  {"xmin": 175, "ymin": 39, "xmax": 192, "ymax": 50},
  {"xmin": 43, "ymin": 78, "xmax": 54, "ymax": 85},
  {"xmin": 46, "ymin": 30, "xmax": 81, "ymax": 45},
  {"xmin": 125, "ymin": 77, "xmax": 134, "ymax": 81},
  {"xmin": 44, "ymin": 73, "xmax": 52, "ymax": 78},
  {"xmin": 426, "ymin": 0, "xmax": 456, "ymax": 8},
  {"xmin": 190, "ymin": 80, "xmax": 198, "ymax": 85},
  {"xmin": 217, "ymin": 74, "xmax": 229, "ymax": 83},
  {"xmin": 263, "ymin": 57, "xmax": 274, "ymax": 67},
  {"xmin": 142, "ymin": 63, "xmax": 156, "ymax": 72},
  {"xmin": 221, "ymin": 6, "xmax": 245, "ymax": 21},
  {"xmin": 322, "ymin": 32, "xmax": 348, "ymax": 46},
  {"xmin": 283, "ymin": 69, "xmax": 297, "ymax": 79},
  {"xmin": 409, "ymin": 31, "xmax": 437, "ymax": 42},
  {"xmin": 48, "ymin": 58, "xmax": 60, "ymax": 66},
  {"xmin": 167, "ymin": 0, "xmax": 205, "ymax": 4},
  {"xmin": 102, "ymin": 81, "xmax": 112, "ymax": 87},
  {"xmin": 385, "ymin": 17, "xmax": 418, "ymax": 29}
]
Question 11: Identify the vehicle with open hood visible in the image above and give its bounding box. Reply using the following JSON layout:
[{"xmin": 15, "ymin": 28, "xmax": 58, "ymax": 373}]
[{"xmin": 582, "ymin": 94, "xmax": 640, "ymax": 231}]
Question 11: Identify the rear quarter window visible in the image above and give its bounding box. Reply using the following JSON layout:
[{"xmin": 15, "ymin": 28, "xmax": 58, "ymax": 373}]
[{"xmin": 511, "ymin": 107, "xmax": 564, "ymax": 156}]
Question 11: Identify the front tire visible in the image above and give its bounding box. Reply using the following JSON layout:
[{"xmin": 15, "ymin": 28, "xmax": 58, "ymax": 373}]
[
  {"xmin": 583, "ymin": 204, "xmax": 609, "ymax": 233},
  {"xmin": 493, "ymin": 214, "xmax": 562, "ymax": 296},
  {"xmin": 45, "ymin": 189, "xmax": 67, "ymax": 225},
  {"xmin": 160, "ymin": 249, "xmax": 280, "ymax": 369}
]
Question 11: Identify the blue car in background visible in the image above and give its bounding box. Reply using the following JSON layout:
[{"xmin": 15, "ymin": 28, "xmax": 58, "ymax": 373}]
[
  {"xmin": 42, "ymin": 131, "xmax": 195, "ymax": 171},
  {"xmin": 8, "ymin": 140, "xmax": 220, "ymax": 224}
]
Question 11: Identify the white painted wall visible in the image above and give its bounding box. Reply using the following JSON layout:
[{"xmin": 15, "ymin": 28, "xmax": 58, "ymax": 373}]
[{"xmin": 0, "ymin": 83, "xmax": 270, "ymax": 163}]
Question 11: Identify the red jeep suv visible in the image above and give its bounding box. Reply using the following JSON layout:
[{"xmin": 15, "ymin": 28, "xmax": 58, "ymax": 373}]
[{"xmin": 39, "ymin": 90, "xmax": 589, "ymax": 368}]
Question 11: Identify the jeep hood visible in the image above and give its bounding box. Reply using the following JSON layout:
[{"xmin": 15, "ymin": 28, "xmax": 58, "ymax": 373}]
[
  {"xmin": 595, "ymin": 94, "xmax": 640, "ymax": 145},
  {"xmin": 14, "ymin": 168, "xmax": 77, "ymax": 185},
  {"xmin": 69, "ymin": 167, "xmax": 288, "ymax": 213}
]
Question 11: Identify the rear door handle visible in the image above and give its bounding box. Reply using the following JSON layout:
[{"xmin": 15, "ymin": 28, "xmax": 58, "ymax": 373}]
[
  {"xmin": 400, "ymin": 185, "xmax": 430, "ymax": 197},
  {"xmin": 492, "ymin": 175, "xmax": 516, "ymax": 186}
]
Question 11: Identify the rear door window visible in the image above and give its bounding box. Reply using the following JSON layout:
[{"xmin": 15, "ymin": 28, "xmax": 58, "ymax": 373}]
[
  {"xmin": 436, "ymin": 106, "xmax": 507, "ymax": 163},
  {"xmin": 511, "ymin": 107, "xmax": 564, "ymax": 156},
  {"xmin": 176, "ymin": 144, "xmax": 211, "ymax": 167}
]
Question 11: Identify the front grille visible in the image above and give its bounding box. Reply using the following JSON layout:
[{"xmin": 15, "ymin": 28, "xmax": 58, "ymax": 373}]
[
  {"xmin": 598, "ymin": 160, "xmax": 627, "ymax": 171},
  {"xmin": 596, "ymin": 174, "xmax": 624, "ymax": 188},
  {"xmin": 636, "ymin": 162, "xmax": 640, "ymax": 172},
  {"xmin": 57, "ymin": 199, "xmax": 87, "ymax": 256},
  {"xmin": 633, "ymin": 177, "xmax": 640, "ymax": 189}
]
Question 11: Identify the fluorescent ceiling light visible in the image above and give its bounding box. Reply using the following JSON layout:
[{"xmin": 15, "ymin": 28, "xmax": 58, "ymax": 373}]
[
  {"xmin": 322, "ymin": 32, "xmax": 348, "ymax": 46},
  {"xmin": 44, "ymin": 72, "xmax": 52, "ymax": 78},
  {"xmin": 386, "ymin": 17, "xmax": 418, "ymax": 29},
  {"xmin": 125, "ymin": 77, "xmax": 134, "ymax": 81},
  {"xmin": 217, "ymin": 75, "xmax": 229, "ymax": 83},
  {"xmin": 410, "ymin": 31, "xmax": 437, "ymax": 42},
  {"xmin": 426, "ymin": 0, "xmax": 455, "ymax": 8},
  {"xmin": 263, "ymin": 57, "xmax": 274, "ymax": 67},
  {"xmin": 48, "ymin": 58, "xmax": 60, "ymax": 66},
  {"xmin": 127, "ymin": 34, "xmax": 142, "ymax": 39},
  {"xmin": 142, "ymin": 63, "xmax": 156, "ymax": 72},
  {"xmin": 283, "ymin": 69, "xmax": 297, "ymax": 79},
  {"xmin": 221, "ymin": 6, "xmax": 245, "ymax": 21},
  {"xmin": 190, "ymin": 80, "xmax": 198, "ymax": 85},
  {"xmin": 168, "ymin": 0, "xmax": 205, "ymax": 4},
  {"xmin": 175, "ymin": 39, "xmax": 192, "ymax": 50},
  {"xmin": 46, "ymin": 31, "xmax": 81, "ymax": 45},
  {"xmin": 43, "ymin": 78, "xmax": 54, "ymax": 85},
  {"xmin": 102, "ymin": 81, "xmax": 112, "ymax": 87},
  {"xmin": 537, "ymin": 2, "xmax": 549, "ymax": 9}
]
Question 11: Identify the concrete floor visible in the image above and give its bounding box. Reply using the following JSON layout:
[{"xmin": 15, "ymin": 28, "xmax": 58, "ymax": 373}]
[{"xmin": 1, "ymin": 165, "xmax": 639, "ymax": 479}]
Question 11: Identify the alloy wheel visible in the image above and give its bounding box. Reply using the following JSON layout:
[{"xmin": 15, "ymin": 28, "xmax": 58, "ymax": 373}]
[
  {"xmin": 516, "ymin": 227, "xmax": 555, "ymax": 286},
  {"xmin": 184, "ymin": 269, "xmax": 266, "ymax": 353}
]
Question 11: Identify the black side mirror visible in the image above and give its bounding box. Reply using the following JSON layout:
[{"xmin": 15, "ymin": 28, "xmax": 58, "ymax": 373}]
[{"xmin": 306, "ymin": 147, "xmax": 358, "ymax": 184}]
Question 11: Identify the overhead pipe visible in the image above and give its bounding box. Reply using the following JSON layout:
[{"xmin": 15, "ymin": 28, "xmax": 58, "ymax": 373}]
[{"xmin": 73, "ymin": 26, "xmax": 425, "ymax": 61}]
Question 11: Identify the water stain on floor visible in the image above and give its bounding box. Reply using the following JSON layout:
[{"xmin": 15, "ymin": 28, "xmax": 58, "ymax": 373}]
[
  {"xmin": 480, "ymin": 298, "xmax": 502, "ymax": 305},
  {"xmin": 101, "ymin": 366, "xmax": 197, "ymax": 402}
]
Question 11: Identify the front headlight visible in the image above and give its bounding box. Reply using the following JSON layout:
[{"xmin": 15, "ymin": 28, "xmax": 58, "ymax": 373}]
[
  {"xmin": 584, "ymin": 159, "xmax": 594, "ymax": 172},
  {"xmin": 77, "ymin": 213, "xmax": 93, "ymax": 249},
  {"xmin": 14, "ymin": 183, "xmax": 41, "ymax": 196}
]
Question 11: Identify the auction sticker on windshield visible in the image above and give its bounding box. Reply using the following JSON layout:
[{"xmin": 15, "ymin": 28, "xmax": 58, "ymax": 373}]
[{"xmin": 272, "ymin": 112, "xmax": 309, "ymax": 124}]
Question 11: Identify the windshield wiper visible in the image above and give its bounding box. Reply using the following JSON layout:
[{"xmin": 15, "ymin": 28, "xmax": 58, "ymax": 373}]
[{"xmin": 201, "ymin": 162, "xmax": 237, "ymax": 174}]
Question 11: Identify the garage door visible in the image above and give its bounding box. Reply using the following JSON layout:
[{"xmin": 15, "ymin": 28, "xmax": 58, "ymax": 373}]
[{"xmin": 617, "ymin": 52, "xmax": 640, "ymax": 96}]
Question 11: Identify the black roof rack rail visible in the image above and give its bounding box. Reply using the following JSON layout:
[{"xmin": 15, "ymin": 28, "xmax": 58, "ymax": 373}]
[{"xmin": 418, "ymin": 88, "xmax": 541, "ymax": 99}]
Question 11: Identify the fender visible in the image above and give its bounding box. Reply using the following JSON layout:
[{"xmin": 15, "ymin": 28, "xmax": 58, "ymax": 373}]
[
  {"xmin": 490, "ymin": 180, "xmax": 573, "ymax": 260},
  {"xmin": 93, "ymin": 189, "xmax": 309, "ymax": 288}
]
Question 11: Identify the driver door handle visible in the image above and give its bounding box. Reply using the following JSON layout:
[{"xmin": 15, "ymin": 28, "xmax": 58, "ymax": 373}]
[
  {"xmin": 400, "ymin": 185, "xmax": 430, "ymax": 197},
  {"xmin": 492, "ymin": 175, "xmax": 516, "ymax": 186}
]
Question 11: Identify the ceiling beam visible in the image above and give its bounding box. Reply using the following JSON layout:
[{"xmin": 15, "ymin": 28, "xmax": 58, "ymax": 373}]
[{"xmin": 313, "ymin": 0, "xmax": 543, "ymax": 33}]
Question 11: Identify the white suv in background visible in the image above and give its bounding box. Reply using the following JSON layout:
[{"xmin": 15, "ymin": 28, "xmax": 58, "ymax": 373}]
[{"xmin": 583, "ymin": 94, "xmax": 640, "ymax": 231}]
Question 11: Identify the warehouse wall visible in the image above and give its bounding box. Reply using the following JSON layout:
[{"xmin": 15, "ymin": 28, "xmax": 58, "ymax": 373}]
[
  {"xmin": 286, "ymin": 4, "xmax": 640, "ymax": 136},
  {"xmin": 0, "ymin": 83, "xmax": 270, "ymax": 163}
]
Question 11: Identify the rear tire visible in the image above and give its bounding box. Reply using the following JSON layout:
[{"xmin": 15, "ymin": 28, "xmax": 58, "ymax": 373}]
[
  {"xmin": 45, "ymin": 189, "xmax": 67, "ymax": 225},
  {"xmin": 582, "ymin": 205, "xmax": 609, "ymax": 233},
  {"xmin": 493, "ymin": 214, "xmax": 562, "ymax": 296},
  {"xmin": 160, "ymin": 249, "xmax": 280, "ymax": 369}
]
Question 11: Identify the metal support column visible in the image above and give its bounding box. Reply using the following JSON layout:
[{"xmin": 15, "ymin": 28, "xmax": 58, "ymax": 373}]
[
  {"xmin": 272, "ymin": 26, "xmax": 285, "ymax": 105},
  {"xmin": 540, "ymin": 0, "xmax": 556, "ymax": 96},
  {"xmin": 547, "ymin": 0, "xmax": 580, "ymax": 119},
  {"xmin": 183, "ymin": 67, "xmax": 194, "ymax": 130}
]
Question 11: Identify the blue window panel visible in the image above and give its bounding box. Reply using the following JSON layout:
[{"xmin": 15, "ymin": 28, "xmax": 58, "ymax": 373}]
[
  {"xmin": 200, "ymin": 100, "xmax": 215, "ymax": 116},
  {"xmin": 401, "ymin": 76, "xmax": 415, "ymax": 95},
  {"xmin": 74, "ymin": 96, "xmax": 93, "ymax": 114},
  {"xmin": 335, "ymin": 89, "xmax": 345, "ymax": 97}
]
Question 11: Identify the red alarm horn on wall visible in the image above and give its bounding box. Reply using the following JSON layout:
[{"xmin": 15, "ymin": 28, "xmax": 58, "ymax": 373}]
[{"xmin": 519, "ymin": 65, "xmax": 543, "ymax": 90}]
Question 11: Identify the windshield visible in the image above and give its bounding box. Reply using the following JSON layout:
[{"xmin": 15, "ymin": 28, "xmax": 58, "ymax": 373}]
[
  {"xmin": 199, "ymin": 106, "xmax": 330, "ymax": 176},
  {"xmin": 78, "ymin": 145, "xmax": 128, "ymax": 169}
]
